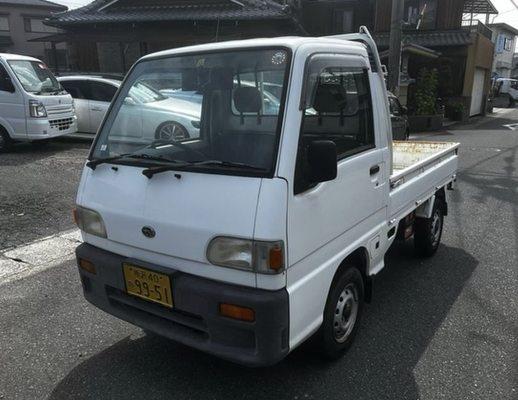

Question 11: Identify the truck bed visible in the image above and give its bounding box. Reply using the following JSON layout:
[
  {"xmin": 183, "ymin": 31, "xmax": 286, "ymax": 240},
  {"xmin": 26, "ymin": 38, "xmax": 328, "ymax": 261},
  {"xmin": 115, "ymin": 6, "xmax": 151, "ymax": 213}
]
[{"xmin": 389, "ymin": 141, "xmax": 459, "ymax": 221}]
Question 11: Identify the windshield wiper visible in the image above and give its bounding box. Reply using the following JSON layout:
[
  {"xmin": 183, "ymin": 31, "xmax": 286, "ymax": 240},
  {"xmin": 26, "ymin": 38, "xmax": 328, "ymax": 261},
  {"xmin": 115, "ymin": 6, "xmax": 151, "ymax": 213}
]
[
  {"xmin": 190, "ymin": 160, "xmax": 267, "ymax": 171},
  {"xmin": 141, "ymin": 159, "xmax": 267, "ymax": 179},
  {"xmin": 86, "ymin": 153, "xmax": 179, "ymax": 170}
]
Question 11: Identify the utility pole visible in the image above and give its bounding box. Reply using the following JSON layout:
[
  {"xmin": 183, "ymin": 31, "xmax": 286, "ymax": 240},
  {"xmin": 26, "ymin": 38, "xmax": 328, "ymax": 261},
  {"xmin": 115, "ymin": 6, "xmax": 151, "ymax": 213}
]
[{"xmin": 388, "ymin": 0, "xmax": 404, "ymax": 95}]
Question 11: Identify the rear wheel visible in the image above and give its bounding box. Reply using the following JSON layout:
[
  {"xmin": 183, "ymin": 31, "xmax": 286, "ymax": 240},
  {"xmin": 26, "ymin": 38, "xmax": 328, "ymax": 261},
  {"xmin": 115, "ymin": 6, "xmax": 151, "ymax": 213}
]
[
  {"xmin": 0, "ymin": 128, "xmax": 12, "ymax": 153},
  {"xmin": 155, "ymin": 121, "xmax": 189, "ymax": 142},
  {"xmin": 317, "ymin": 266, "xmax": 364, "ymax": 360},
  {"xmin": 414, "ymin": 199, "xmax": 444, "ymax": 257}
]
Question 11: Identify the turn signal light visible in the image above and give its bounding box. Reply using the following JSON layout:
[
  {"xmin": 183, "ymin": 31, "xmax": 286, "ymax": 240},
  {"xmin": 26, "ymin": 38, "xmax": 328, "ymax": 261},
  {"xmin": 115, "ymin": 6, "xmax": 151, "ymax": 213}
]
[
  {"xmin": 219, "ymin": 303, "xmax": 255, "ymax": 322},
  {"xmin": 78, "ymin": 258, "xmax": 96, "ymax": 275},
  {"xmin": 268, "ymin": 246, "xmax": 283, "ymax": 271}
]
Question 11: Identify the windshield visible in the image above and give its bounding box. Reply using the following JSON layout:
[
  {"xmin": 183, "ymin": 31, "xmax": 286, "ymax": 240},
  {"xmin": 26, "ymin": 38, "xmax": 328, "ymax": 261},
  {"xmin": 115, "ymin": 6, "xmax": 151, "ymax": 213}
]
[
  {"xmin": 8, "ymin": 60, "xmax": 61, "ymax": 94},
  {"xmin": 91, "ymin": 47, "xmax": 290, "ymax": 176}
]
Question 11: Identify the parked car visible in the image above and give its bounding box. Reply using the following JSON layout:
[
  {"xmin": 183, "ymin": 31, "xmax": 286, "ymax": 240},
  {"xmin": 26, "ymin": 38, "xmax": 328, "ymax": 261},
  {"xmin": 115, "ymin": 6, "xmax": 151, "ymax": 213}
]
[
  {"xmin": 58, "ymin": 75, "xmax": 201, "ymax": 140},
  {"xmin": 0, "ymin": 53, "xmax": 77, "ymax": 152},
  {"xmin": 73, "ymin": 28, "xmax": 458, "ymax": 367},
  {"xmin": 492, "ymin": 77, "xmax": 518, "ymax": 107},
  {"xmin": 388, "ymin": 91, "xmax": 409, "ymax": 140}
]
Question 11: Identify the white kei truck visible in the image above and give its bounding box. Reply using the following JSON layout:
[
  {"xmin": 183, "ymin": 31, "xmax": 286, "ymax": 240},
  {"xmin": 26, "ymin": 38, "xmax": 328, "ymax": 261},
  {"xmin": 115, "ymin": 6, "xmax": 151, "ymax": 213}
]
[
  {"xmin": 73, "ymin": 28, "xmax": 459, "ymax": 366},
  {"xmin": 0, "ymin": 53, "xmax": 77, "ymax": 152}
]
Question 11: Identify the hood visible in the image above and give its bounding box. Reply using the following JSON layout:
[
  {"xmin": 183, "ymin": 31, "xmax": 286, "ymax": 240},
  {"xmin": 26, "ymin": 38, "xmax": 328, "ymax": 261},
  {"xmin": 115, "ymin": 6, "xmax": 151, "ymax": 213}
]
[{"xmin": 79, "ymin": 165, "xmax": 261, "ymax": 268}]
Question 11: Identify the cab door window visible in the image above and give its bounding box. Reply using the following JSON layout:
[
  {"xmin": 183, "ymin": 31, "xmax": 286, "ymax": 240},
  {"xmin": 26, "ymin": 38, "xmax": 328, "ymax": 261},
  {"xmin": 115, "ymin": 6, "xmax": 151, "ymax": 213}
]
[{"xmin": 295, "ymin": 58, "xmax": 374, "ymax": 193}]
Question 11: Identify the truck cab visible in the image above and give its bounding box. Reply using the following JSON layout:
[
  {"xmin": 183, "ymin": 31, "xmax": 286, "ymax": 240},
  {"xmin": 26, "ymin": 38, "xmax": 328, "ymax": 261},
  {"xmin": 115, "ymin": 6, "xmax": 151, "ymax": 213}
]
[
  {"xmin": 0, "ymin": 53, "xmax": 77, "ymax": 151},
  {"xmin": 74, "ymin": 29, "xmax": 458, "ymax": 366}
]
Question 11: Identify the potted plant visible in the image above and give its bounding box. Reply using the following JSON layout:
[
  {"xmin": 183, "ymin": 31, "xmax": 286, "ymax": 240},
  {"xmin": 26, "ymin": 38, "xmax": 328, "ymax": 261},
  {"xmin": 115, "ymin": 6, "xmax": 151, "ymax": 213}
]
[{"xmin": 408, "ymin": 68, "xmax": 444, "ymax": 132}]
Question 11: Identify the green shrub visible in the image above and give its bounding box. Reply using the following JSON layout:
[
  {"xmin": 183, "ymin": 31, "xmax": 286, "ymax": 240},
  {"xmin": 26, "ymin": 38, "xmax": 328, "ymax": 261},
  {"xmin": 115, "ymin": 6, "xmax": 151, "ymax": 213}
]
[{"xmin": 415, "ymin": 68, "xmax": 438, "ymax": 115}]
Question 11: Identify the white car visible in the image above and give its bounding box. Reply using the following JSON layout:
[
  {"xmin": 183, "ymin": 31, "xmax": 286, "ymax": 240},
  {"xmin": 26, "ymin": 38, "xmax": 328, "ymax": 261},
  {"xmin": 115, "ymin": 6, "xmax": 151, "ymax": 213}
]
[
  {"xmin": 58, "ymin": 75, "xmax": 200, "ymax": 140},
  {"xmin": 0, "ymin": 53, "xmax": 76, "ymax": 152}
]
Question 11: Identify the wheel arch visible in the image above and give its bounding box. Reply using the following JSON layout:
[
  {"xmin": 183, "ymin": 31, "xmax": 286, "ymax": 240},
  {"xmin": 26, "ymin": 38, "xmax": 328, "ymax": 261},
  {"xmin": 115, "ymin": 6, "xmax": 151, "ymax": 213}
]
[
  {"xmin": 330, "ymin": 247, "xmax": 373, "ymax": 303},
  {"xmin": 0, "ymin": 118, "xmax": 14, "ymax": 138}
]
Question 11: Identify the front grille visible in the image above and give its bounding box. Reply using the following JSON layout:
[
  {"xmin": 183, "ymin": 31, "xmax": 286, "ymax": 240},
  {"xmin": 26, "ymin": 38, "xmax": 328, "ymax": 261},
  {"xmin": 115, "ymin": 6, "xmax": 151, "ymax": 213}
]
[
  {"xmin": 49, "ymin": 117, "xmax": 74, "ymax": 131},
  {"xmin": 46, "ymin": 104, "xmax": 73, "ymax": 117}
]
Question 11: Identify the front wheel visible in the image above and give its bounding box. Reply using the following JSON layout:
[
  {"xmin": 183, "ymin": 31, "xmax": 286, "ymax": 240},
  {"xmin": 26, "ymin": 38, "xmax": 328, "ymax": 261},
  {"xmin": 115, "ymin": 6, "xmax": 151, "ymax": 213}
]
[
  {"xmin": 414, "ymin": 199, "xmax": 444, "ymax": 257},
  {"xmin": 0, "ymin": 129, "xmax": 12, "ymax": 153},
  {"xmin": 316, "ymin": 266, "xmax": 364, "ymax": 360}
]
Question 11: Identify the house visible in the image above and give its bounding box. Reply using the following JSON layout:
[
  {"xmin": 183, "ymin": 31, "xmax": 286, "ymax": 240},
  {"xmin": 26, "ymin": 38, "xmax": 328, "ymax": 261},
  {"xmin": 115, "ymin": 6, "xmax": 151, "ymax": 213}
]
[
  {"xmin": 374, "ymin": 0, "xmax": 497, "ymax": 117},
  {"xmin": 42, "ymin": 0, "xmax": 495, "ymax": 118},
  {"xmin": 488, "ymin": 23, "xmax": 518, "ymax": 79},
  {"xmin": 0, "ymin": 0, "xmax": 68, "ymax": 70}
]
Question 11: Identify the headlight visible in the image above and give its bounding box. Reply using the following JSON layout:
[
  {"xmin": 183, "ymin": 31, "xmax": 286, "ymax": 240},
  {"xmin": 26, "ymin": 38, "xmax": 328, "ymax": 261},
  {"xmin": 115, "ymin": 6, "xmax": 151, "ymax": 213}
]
[
  {"xmin": 29, "ymin": 100, "xmax": 47, "ymax": 118},
  {"xmin": 207, "ymin": 236, "xmax": 284, "ymax": 274},
  {"xmin": 73, "ymin": 206, "xmax": 107, "ymax": 238}
]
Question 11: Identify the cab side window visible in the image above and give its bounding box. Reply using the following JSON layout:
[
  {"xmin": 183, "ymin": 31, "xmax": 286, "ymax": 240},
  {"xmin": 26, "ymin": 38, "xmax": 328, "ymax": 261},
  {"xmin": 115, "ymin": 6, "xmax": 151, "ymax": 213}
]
[
  {"xmin": 0, "ymin": 63, "xmax": 15, "ymax": 93},
  {"xmin": 60, "ymin": 80, "xmax": 88, "ymax": 99},
  {"xmin": 295, "ymin": 62, "xmax": 374, "ymax": 194},
  {"xmin": 89, "ymin": 82, "xmax": 117, "ymax": 103}
]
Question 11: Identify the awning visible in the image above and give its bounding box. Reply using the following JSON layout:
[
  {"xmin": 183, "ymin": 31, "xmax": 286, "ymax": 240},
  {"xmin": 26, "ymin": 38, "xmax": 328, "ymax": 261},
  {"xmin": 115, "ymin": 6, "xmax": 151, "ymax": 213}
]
[
  {"xmin": 379, "ymin": 43, "xmax": 441, "ymax": 60},
  {"xmin": 463, "ymin": 0, "xmax": 498, "ymax": 14}
]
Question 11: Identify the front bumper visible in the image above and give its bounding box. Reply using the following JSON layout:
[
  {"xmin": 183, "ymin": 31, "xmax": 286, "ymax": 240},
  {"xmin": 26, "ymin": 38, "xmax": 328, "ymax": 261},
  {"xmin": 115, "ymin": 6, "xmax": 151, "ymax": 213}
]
[
  {"xmin": 76, "ymin": 243, "xmax": 290, "ymax": 367},
  {"xmin": 26, "ymin": 115, "xmax": 77, "ymax": 139}
]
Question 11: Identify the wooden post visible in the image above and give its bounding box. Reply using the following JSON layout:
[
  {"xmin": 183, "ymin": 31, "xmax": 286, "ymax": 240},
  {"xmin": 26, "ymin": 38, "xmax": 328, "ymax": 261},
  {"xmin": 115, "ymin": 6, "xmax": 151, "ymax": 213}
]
[{"xmin": 51, "ymin": 42, "xmax": 59, "ymax": 74}]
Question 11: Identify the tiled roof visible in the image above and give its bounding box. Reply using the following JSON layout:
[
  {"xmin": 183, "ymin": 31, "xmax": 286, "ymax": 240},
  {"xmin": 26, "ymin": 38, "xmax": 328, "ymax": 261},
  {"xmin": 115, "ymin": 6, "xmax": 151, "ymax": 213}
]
[
  {"xmin": 374, "ymin": 31, "xmax": 473, "ymax": 49},
  {"xmin": 0, "ymin": 0, "xmax": 66, "ymax": 10},
  {"xmin": 47, "ymin": 0, "xmax": 293, "ymax": 26}
]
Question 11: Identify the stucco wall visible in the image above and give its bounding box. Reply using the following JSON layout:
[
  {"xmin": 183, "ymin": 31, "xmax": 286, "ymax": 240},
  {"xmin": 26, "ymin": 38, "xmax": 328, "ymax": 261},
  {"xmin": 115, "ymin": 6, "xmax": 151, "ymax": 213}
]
[{"xmin": 0, "ymin": 4, "xmax": 66, "ymax": 66}]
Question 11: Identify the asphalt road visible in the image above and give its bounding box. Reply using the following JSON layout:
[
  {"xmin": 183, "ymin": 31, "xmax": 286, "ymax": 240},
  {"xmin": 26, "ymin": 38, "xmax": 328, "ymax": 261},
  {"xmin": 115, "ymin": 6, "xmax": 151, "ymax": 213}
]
[
  {"xmin": 0, "ymin": 138, "xmax": 90, "ymax": 250},
  {"xmin": 0, "ymin": 112, "xmax": 517, "ymax": 400}
]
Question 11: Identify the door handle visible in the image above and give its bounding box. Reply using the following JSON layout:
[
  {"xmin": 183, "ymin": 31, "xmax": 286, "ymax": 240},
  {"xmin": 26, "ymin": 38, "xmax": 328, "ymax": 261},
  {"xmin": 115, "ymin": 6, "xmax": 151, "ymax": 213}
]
[
  {"xmin": 370, "ymin": 165, "xmax": 380, "ymax": 175},
  {"xmin": 91, "ymin": 107, "xmax": 102, "ymax": 111}
]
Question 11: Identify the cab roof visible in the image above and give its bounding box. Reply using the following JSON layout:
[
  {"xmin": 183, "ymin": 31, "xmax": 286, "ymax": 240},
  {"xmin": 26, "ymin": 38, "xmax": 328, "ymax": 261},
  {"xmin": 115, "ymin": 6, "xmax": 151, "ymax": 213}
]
[{"xmin": 141, "ymin": 36, "xmax": 367, "ymax": 61}]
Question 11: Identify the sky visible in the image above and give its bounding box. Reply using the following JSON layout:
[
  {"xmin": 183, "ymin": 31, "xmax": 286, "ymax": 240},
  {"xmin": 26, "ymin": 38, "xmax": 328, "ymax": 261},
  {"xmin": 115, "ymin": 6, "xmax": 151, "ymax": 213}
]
[{"xmin": 51, "ymin": 0, "xmax": 518, "ymax": 28}]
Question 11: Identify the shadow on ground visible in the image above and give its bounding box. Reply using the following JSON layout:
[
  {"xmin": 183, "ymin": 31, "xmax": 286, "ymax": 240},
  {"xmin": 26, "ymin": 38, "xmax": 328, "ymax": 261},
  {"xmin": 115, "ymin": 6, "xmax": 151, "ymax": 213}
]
[{"xmin": 48, "ymin": 242, "xmax": 477, "ymax": 400}]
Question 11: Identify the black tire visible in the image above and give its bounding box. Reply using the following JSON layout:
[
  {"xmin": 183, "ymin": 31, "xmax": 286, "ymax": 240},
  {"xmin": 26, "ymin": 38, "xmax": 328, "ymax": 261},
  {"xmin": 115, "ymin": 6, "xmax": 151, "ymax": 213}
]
[
  {"xmin": 155, "ymin": 121, "xmax": 190, "ymax": 142},
  {"xmin": 316, "ymin": 266, "xmax": 364, "ymax": 360},
  {"xmin": 0, "ymin": 128, "xmax": 12, "ymax": 153},
  {"xmin": 414, "ymin": 199, "xmax": 444, "ymax": 257}
]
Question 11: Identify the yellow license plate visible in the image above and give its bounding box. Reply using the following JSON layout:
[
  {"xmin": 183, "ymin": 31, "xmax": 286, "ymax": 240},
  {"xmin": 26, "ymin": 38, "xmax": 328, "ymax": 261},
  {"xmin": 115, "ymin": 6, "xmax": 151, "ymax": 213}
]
[{"xmin": 123, "ymin": 264, "xmax": 173, "ymax": 308}]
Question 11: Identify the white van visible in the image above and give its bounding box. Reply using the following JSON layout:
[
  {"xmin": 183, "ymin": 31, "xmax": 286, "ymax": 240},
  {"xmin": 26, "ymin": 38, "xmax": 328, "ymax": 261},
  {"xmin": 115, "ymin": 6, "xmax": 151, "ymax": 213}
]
[
  {"xmin": 0, "ymin": 53, "xmax": 77, "ymax": 151},
  {"xmin": 73, "ymin": 28, "xmax": 458, "ymax": 366}
]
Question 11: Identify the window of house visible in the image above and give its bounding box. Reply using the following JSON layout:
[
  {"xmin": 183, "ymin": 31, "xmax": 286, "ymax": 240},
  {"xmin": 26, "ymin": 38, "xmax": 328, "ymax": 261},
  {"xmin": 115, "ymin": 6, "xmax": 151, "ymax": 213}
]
[
  {"xmin": 333, "ymin": 9, "xmax": 354, "ymax": 33},
  {"xmin": 0, "ymin": 15, "xmax": 9, "ymax": 31},
  {"xmin": 295, "ymin": 60, "xmax": 374, "ymax": 193},
  {"xmin": 44, "ymin": 49, "xmax": 68, "ymax": 69},
  {"xmin": 405, "ymin": 0, "xmax": 437, "ymax": 30},
  {"xmin": 24, "ymin": 17, "xmax": 57, "ymax": 33},
  {"xmin": 504, "ymin": 37, "xmax": 513, "ymax": 51}
]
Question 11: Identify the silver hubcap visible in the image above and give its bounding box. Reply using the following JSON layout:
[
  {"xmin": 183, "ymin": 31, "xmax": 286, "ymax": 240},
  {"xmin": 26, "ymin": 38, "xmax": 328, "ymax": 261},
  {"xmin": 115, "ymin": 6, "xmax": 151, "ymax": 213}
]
[
  {"xmin": 431, "ymin": 209, "xmax": 442, "ymax": 246},
  {"xmin": 333, "ymin": 283, "xmax": 359, "ymax": 343},
  {"xmin": 159, "ymin": 123, "xmax": 187, "ymax": 141}
]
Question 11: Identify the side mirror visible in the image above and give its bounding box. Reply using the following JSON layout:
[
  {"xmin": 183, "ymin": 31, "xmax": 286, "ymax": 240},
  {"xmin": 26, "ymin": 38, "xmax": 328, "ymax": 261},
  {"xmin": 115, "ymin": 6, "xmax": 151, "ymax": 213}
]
[
  {"xmin": 307, "ymin": 140, "xmax": 337, "ymax": 183},
  {"xmin": 0, "ymin": 76, "xmax": 15, "ymax": 93},
  {"xmin": 401, "ymin": 106, "xmax": 408, "ymax": 115}
]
